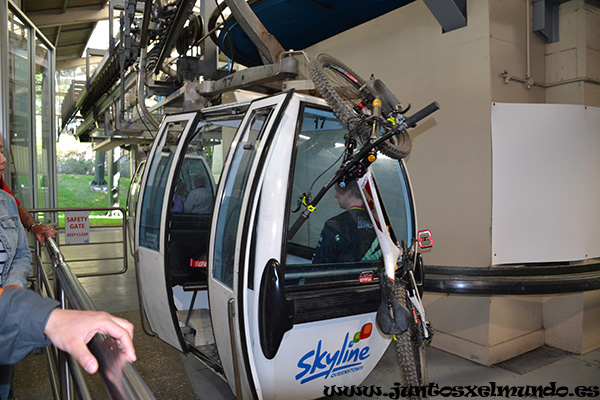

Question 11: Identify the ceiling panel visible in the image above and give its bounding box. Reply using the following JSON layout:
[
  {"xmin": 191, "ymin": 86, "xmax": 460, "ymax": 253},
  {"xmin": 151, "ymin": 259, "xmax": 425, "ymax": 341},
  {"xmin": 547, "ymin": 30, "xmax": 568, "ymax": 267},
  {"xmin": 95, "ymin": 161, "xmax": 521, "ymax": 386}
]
[{"xmin": 20, "ymin": 0, "xmax": 108, "ymax": 64}]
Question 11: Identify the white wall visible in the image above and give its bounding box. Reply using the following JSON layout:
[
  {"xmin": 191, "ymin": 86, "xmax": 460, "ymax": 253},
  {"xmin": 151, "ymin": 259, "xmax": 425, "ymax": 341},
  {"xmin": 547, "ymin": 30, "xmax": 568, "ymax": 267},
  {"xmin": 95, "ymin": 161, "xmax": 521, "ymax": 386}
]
[
  {"xmin": 307, "ymin": 0, "xmax": 493, "ymax": 267},
  {"xmin": 492, "ymin": 103, "xmax": 600, "ymax": 264},
  {"xmin": 489, "ymin": 0, "xmax": 546, "ymax": 104},
  {"xmin": 303, "ymin": 1, "xmax": 554, "ymax": 364}
]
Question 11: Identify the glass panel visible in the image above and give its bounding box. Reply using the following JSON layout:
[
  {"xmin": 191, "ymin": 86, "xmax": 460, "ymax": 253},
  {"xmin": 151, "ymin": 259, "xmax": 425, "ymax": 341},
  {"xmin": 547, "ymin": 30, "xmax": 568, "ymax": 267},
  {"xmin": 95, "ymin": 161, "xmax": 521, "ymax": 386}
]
[
  {"xmin": 171, "ymin": 117, "xmax": 245, "ymax": 215},
  {"xmin": 286, "ymin": 107, "xmax": 353, "ymax": 259},
  {"xmin": 285, "ymin": 105, "xmax": 413, "ymax": 286},
  {"xmin": 8, "ymin": 11, "xmax": 31, "ymax": 206},
  {"xmin": 213, "ymin": 108, "xmax": 272, "ymax": 288},
  {"xmin": 138, "ymin": 120, "xmax": 188, "ymax": 250},
  {"xmin": 167, "ymin": 116, "xmax": 245, "ymax": 285},
  {"xmin": 372, "ymin": 159, "xmax": 413, "ymax": 246},
  {"xmin": 174, "ymin": 154, "xmax": 214, "ymax": 214},
  {"xmin": 34, "ymin": 38, "xmax": 53, "ymax": 210},
  {"xmin": 127, "ymin": 160, "xmax": 146, "ymax": 249}
]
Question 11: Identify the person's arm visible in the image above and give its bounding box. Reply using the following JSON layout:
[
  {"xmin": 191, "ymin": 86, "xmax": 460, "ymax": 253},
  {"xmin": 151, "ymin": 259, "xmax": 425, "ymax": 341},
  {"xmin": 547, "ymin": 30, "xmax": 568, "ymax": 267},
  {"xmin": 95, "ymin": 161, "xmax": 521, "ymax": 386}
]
[
  {"xmin": 0, "ymin": 287, "xmax": 58, "ymax": 363},
  {"xmin": 0, "ymin": 176, "xmax": 55, "ymax": 244},
  {"xmin": 183, "ymin": 190, "xmax": 196, "ymax": 213},
  {"xmin": 0, "ymin": 288, "xmax": 136, "ymax": 372},
  {"xmin": 17, "ymin": 204, "xmax": 57, "ymax": 245},
  {"xmin": 2, "ymin": 215, "xmax": 32, "ymax": 289}
]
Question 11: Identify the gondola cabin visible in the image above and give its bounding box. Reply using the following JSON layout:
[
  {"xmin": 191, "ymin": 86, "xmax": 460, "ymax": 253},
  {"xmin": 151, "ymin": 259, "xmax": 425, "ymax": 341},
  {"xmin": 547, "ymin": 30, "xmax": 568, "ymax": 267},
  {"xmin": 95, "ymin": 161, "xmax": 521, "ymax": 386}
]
[{"xmin": 135, "ymin": 91, "xmax": 419, "ymax": 399}]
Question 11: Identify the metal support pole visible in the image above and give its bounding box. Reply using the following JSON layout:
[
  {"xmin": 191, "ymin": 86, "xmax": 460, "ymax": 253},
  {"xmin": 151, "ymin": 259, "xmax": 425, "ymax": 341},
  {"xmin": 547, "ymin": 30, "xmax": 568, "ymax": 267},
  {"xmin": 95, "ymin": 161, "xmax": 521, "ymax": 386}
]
[
  {"xmin": 108, "ymin": 147, "xmax": 120, "ymax": 209},
  {"xmin": 91, "ymin": 151, "xmax": 107, "ymax": 188}
]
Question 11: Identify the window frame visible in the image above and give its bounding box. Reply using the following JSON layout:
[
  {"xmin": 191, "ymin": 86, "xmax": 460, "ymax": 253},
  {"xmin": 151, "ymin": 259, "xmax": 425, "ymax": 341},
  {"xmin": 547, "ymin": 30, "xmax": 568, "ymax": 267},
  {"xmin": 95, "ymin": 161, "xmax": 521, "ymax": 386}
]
[{"xmin": 282, "ymin": 103, "xmax": 416, "ymax": 290}]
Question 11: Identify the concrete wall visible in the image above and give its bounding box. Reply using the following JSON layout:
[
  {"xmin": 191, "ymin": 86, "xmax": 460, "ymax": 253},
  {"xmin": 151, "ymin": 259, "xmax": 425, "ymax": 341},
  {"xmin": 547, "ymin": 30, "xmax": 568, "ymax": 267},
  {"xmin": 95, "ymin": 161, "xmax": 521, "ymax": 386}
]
[
  {"xmin": 546, "ymin": 0, "xmax": 600, "ymax": 106},
  {"xmin": 539, "ymin": 0, "xmax": 600, "ymax": 357},
  {"xmin": 306, "ymin": 0, "xmax": 599, "ymax": 364},
  {"xmin": 544, "ymin": 290, "xmax": 600, "ymax": 354},
  {"xmin": 307, "ymin": 0, "xmax": 494, "ymax": 269},
  {"xmin": 490, "ymin": 0, "xmax": 546, "ymax": 103}
]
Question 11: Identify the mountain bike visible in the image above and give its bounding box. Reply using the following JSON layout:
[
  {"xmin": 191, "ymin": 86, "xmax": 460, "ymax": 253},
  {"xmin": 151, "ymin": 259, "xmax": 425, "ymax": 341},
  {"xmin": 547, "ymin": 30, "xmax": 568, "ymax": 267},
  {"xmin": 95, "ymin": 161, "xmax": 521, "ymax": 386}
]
[{"xmin": 289, "ymin": 53, "xmax": 439, "ymax": 397}]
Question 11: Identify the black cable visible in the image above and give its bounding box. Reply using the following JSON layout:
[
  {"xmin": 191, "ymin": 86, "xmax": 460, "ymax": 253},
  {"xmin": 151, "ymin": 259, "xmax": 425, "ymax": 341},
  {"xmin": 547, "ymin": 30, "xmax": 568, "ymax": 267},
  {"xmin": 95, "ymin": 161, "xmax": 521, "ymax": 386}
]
[
  {"xmin": 133, "ymin": 65, "xmax": 156, "ymax": 139},
  {"xmin": 308, "ymin": 149, "xmax": 343, "ymax": 197},
  {"xmin": 139, "ymin": 111, "xmax": 155, "ymax": 139}
]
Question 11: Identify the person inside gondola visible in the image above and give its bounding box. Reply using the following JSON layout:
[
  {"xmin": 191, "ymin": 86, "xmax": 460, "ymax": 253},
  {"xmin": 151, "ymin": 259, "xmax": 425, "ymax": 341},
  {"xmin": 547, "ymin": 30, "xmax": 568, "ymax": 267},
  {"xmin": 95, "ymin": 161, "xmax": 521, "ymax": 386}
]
[
  {"xmin": 184, "ymin": 174, "xmax": 213, "ymax": 214},
  {"xmin": 172, "ymin": 181, "xmax": 187, "ymax": 213},
  {"xmin": 312, "ymin": 181, "xmax": 380, "ymax": 264}
]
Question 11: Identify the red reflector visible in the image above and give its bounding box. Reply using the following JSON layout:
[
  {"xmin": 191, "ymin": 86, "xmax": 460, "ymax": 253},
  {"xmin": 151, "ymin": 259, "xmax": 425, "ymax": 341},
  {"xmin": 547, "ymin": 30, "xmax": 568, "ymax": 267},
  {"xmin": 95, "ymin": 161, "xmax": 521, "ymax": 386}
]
[{"xmin": 359, "ymin": 271, "xmax": 374, "ymax": 283}]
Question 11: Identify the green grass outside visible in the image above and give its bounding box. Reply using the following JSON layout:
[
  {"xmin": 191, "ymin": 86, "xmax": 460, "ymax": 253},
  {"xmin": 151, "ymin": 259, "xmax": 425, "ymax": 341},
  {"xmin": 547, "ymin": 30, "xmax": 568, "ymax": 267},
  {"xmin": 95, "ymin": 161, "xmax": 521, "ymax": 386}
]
[{"xmin": 56, "ymin": 174, "xmax": 131, "ymax": 228}]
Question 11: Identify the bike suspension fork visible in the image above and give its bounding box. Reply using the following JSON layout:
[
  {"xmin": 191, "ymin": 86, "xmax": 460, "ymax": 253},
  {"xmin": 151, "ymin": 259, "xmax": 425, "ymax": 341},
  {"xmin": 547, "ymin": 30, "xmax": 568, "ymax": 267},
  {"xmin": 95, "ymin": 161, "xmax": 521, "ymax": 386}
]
[{"xmin": 406, "ymin": 270, "xmax": 431, "ymax": 341}]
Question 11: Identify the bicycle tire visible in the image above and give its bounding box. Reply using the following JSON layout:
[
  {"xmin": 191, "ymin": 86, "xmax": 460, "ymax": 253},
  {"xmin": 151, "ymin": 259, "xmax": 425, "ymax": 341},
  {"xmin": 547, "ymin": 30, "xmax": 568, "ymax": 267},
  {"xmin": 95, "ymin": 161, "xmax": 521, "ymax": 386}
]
[
  {"xmin": 393, "ymin": 283, "xmax": 428, "ymax": 399},
  {"xmin": 309, "ymin": 53, "xmax": 412, "ymax": 160}
]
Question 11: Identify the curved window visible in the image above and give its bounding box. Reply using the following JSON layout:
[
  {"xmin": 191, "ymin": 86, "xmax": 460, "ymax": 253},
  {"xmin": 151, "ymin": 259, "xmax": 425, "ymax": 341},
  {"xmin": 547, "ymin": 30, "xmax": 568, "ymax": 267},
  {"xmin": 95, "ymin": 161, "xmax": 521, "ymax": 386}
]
[
  {"xmin": 285, "ymin": 105, "xmax": 414, "ymax": 285},
  {"xmin": 213, "ymin": 108, "xmax": 274, "ymax": 288},
  {"xmin": 139, "ymin": 121, "xmax": 189, "ymax": 250},
  {"xmin": 166, "ymin": 116, "xmax": 244, "ymax": 285},
  {"xmin": 371, "ymin": 157, "xmax": 413, "ymax": 246}
]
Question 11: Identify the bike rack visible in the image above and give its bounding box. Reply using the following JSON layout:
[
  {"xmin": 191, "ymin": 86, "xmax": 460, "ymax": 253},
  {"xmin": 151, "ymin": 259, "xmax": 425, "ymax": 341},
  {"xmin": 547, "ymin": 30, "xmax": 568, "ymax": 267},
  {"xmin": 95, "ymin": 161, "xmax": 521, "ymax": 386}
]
[{"xmin": 423, "ymin": 261, "xmax": 600, "ymax": 295}]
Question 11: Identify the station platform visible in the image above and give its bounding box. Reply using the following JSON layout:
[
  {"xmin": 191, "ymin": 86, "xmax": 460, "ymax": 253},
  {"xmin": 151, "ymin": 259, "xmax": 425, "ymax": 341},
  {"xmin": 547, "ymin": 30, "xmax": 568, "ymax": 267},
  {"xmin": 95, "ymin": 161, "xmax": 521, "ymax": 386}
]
[{"xmin": 11, "ymin": 229, "xmax": 600, "ymax": 399}]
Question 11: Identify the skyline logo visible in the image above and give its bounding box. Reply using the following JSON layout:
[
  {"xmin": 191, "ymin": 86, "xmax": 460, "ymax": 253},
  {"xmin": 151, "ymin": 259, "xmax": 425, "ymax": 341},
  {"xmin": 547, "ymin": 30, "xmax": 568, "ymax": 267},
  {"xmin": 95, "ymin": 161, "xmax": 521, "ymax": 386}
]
[{"xmin": 295, "ymin": 323, "xmax": 373, "ymax": 384}]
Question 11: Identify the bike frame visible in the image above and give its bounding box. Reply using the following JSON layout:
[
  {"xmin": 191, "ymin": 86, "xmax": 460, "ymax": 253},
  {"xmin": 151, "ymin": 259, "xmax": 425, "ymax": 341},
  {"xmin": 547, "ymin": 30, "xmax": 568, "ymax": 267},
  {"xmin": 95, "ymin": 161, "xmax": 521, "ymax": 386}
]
[
  {"xmin": 357, "ymin": 170, "xmax": 430, "ymax": 340},
  {"xmin": 287, "ymin": 89, "xmax": 438, "ymax": 342}
]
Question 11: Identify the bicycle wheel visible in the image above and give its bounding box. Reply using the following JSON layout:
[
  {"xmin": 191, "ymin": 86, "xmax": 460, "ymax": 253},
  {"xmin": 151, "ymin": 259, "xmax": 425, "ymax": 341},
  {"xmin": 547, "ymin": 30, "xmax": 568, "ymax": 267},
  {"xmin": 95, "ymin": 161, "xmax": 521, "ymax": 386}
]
[
  {"xmin": 309, "ymin": 53, "xmax": 412, "ymax": 160},
  {"xmin": 393, "ymin": 283, "xmax": 428, "ymax": 399}
]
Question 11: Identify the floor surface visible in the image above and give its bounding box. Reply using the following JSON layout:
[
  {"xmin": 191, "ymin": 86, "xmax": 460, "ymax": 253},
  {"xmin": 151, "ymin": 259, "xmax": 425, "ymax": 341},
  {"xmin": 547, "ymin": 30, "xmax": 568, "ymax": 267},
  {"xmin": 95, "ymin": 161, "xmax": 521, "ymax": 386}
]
[{"xmin": 13, "ymin": 229, "xmax": 600, "ymax": 399}]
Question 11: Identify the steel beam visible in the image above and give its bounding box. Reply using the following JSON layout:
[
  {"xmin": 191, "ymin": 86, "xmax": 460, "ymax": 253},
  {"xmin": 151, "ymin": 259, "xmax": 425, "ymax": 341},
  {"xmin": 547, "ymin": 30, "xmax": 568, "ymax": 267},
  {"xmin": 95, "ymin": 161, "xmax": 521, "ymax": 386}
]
[
  {"xmin": 422, "ymin": 0, "xmax": 467, "ymax": 33},
  {"xmin": 197, "ymin": 56, "xmax": 298, "ymax": 97},
  {"xmin": 223, "ymin": 0, "xmax": 286, "ymax": 64}
]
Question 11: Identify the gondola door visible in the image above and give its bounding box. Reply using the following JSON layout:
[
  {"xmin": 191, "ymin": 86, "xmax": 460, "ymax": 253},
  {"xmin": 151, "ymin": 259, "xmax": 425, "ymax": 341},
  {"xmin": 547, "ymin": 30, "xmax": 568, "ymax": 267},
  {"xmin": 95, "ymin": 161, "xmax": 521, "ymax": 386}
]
[
  {"xmin": 207, "ymin": 91, "xmax": 295, "ymax": 398},
  {"xmin": 209, "ymin": 94, "xmax": 401, "ymax": 399},
  {"xmin": 136, "ymin": 112, "xmax": 200, "ymax": 351}
]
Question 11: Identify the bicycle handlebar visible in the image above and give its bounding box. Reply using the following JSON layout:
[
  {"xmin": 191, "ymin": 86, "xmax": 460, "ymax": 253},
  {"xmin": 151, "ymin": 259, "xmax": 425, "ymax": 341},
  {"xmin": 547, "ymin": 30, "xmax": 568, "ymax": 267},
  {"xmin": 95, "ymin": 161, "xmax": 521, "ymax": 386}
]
[
  {"xmin": 287, "ymin": 100, "xmax": 439, "ymax": 240},
  {"xmin": 403, "ymin": 101, "xmax": 440, "ymax": 128}
]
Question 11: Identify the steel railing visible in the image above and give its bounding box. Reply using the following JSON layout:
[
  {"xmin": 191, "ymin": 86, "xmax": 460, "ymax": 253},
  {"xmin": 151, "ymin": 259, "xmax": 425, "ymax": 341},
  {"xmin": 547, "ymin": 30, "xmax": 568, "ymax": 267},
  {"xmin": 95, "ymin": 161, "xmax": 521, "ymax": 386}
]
[{"xmin": 32, "ymin": 236, "xmax": 155, "ymax": 400}]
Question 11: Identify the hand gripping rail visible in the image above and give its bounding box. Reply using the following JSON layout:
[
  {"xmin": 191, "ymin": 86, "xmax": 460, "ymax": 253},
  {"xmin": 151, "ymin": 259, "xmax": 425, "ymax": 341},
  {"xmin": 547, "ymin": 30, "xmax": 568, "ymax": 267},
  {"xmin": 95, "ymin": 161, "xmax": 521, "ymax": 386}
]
[{"xmin": 43, "ymin": 237, "xmax": 155, "ymax": 400}]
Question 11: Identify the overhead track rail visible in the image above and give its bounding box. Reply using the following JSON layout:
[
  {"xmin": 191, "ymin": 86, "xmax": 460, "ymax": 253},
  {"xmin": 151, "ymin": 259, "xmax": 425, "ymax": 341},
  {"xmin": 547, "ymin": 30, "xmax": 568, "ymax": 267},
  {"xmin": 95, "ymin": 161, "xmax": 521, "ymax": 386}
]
[{"xmin": 59, "ymin": 0, "xmax": 467, "ymax": 146}]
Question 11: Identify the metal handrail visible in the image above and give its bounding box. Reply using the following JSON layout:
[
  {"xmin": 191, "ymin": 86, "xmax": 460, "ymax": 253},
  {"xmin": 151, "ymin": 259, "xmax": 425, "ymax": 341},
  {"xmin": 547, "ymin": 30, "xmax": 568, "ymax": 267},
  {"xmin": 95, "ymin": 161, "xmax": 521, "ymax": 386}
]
[
  {"xmin": 423, "ymin": 260, "xmax": 600, "ymax": 295},
  {"xmin": 34, "ymin": 237, "xmax": 155, "ymax": 400},
  {"xmin": 30, "ymin": 206, "xmax": 129, "ymax": 278}
]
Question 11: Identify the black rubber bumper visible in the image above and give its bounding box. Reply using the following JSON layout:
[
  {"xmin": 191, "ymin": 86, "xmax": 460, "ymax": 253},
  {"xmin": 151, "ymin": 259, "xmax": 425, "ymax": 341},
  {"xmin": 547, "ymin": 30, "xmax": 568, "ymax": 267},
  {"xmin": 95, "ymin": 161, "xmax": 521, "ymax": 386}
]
[{"xmin": 423, "ymin": 261, "xmax": 600, "ymax": 295}]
